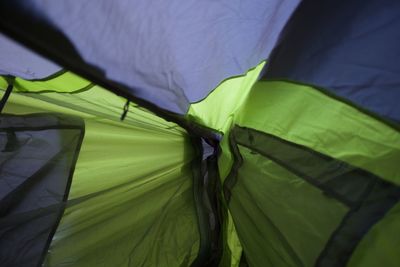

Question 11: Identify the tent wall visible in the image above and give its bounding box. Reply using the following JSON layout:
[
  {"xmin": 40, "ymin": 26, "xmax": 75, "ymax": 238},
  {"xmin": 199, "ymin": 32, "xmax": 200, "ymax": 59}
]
[
  {"xmin": 188, "ymin": 70, "xmax": 400, "ymax": 266},
  {"xmin": 1, "ymin": 1, "xmax": 400, "ymax": 266},
  {"xmin": 188, "ymin": 62, "xmax": 265, "ymax": 134},
  {"xmin": 0, "ymin": 80, "xmax": 203, "ymax": 266},
  {"xmin": 347, "ymin": 202, "xmax": 400, "ymax": 267},
  {"xmin": 219, "ymin": 81, "xmax": 400, "ymax": 266},
  {"xmin": 0, "ymin": 113, "xmax": 84, "ymax": 267},
  {"xmin": 3, "ymin": 70, "xmax": 399, "ymax": 267}
]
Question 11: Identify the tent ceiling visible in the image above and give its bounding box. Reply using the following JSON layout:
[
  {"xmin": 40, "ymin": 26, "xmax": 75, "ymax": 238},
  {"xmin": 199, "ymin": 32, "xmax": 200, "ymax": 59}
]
[
  {"xmin": 0, "ymin": 0, "xmax": 300, "ymax": 113},
  {"xmin": 0, "ymin": 33, "xmax": 61, "ymax": 80}
]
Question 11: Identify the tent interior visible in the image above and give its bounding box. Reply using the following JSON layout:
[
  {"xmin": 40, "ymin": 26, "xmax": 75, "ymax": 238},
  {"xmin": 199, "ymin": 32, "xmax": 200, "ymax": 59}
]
[{"xmin": 0, "ymin": 1, "xmax": 399, "ymax": 267}]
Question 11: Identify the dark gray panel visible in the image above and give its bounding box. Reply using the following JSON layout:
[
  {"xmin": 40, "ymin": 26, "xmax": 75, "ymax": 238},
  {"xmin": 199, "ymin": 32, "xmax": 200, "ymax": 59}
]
[{"xmin": 0, "ymin": 114, "xmax": 84, "ymax": 267}]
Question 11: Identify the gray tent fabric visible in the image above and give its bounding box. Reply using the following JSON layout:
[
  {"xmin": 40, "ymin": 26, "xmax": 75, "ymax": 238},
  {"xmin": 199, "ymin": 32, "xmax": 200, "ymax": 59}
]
[
  {"xmin": 262, "ymin": 0, "xmax": 400, "ymax": 123},
  {"xmin": 13, "ymin": 0, "xmax": 300, "ymax": 113},
  {"xmin": 0, "ymin": 33, "xmax": 61, "ymax": 80},
  {"xmin": 0, "ymin": 114, "xmax": 84, "ymax": 267}
]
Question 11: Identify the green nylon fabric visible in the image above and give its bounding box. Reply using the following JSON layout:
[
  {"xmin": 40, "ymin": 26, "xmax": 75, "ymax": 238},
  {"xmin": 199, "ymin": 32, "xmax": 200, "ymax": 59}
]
[
  {"xmin": 347, "ymin": 202, "xmax": 400, "ymax": 267},
  {"xmin": 231, "ymin": 145, "xmax": 348, "ymax": 267},
  {"xmin": 223, "ymin": 80, "xmax": 400, "ymax": 267},
  {"xmin": 0, "ymin": 72, "xmax": 91, "ymax": 93},
  {"xmin": 2, "ymin": 65, "xmax": 400, "ymax": 267},
  {"xmin": 1, "ymin": 61, "xmax": 267, "ymax": 267},
  {"xmin": 188, "ymin": 62, "xmax": 265, "ymax": 267},
  {"xmin": 189, "ymin": 76, "xmax": 400, "ymax": 267},
  {"xmin": 1, "ymin": 82, "xmax": 200, "ymax": 266},
  {"xmin": 236, "ymin": 81, "xmax": 400, "ymax": 185},
  {"xmin": 188, "ymin": 62, "xmax": 265, "ymax": 134},
  {"xmin": 218, "ymin": 211, "xmax": 243, "ymax": 267}
]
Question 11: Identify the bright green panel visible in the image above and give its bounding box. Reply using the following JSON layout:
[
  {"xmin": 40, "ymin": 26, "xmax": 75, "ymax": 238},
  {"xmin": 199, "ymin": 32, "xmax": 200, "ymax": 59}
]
[
  {"xmin": 218, "ymin": 138, "xmax": 241, "ymax": 267},
  {"xmin": 225, "ymin": 212, "xmax": 243, "ymax": 267},
  {"xmin": 62, "ymin": 125, "xmax": 197, "ymax": 266},
  {"xmin": 230, "ymin": 146, "xmax": 347, "ymax": 267},
  {"xmin": 1, "ymin": 72, "xmax": 91, "ymax": 93},
  {"xmin": 2, "ymin": 87, "xmax": 200, "ymax": 266},
  {"xmin": 44, "ymin": 122, "xmax": 198, "ymax": 267},
  {"xmin": 188, "ymin": 63, "xmax": 265, "ymax": 267},
  {"xmin": 1, "ymin": 84, "xmax": 182, "ymax": 135},
  {"xmin": 218, "ymin": 132, "xmax": 234, "ymax": 185},
  {"xmin": 236, "ymin": 81, "xmax": 400, "ymax": 185},
  {"xmin": 218, "ymin": 205, "xmax": 243, "ymax": 267},
  {"xmin": 56, "ymin": 117, "xmax": 192, "ymax": 199},
  {"xmin": 348, "ymin": 203, "xmax": 400, "ymax": 267},
  {"xmin": 0, "ymin": 76, "xmax": 7, "ymax": 89},
  {"xmin": 188, "ymin": 62, "xmax": 265, "ymax": 134}
]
